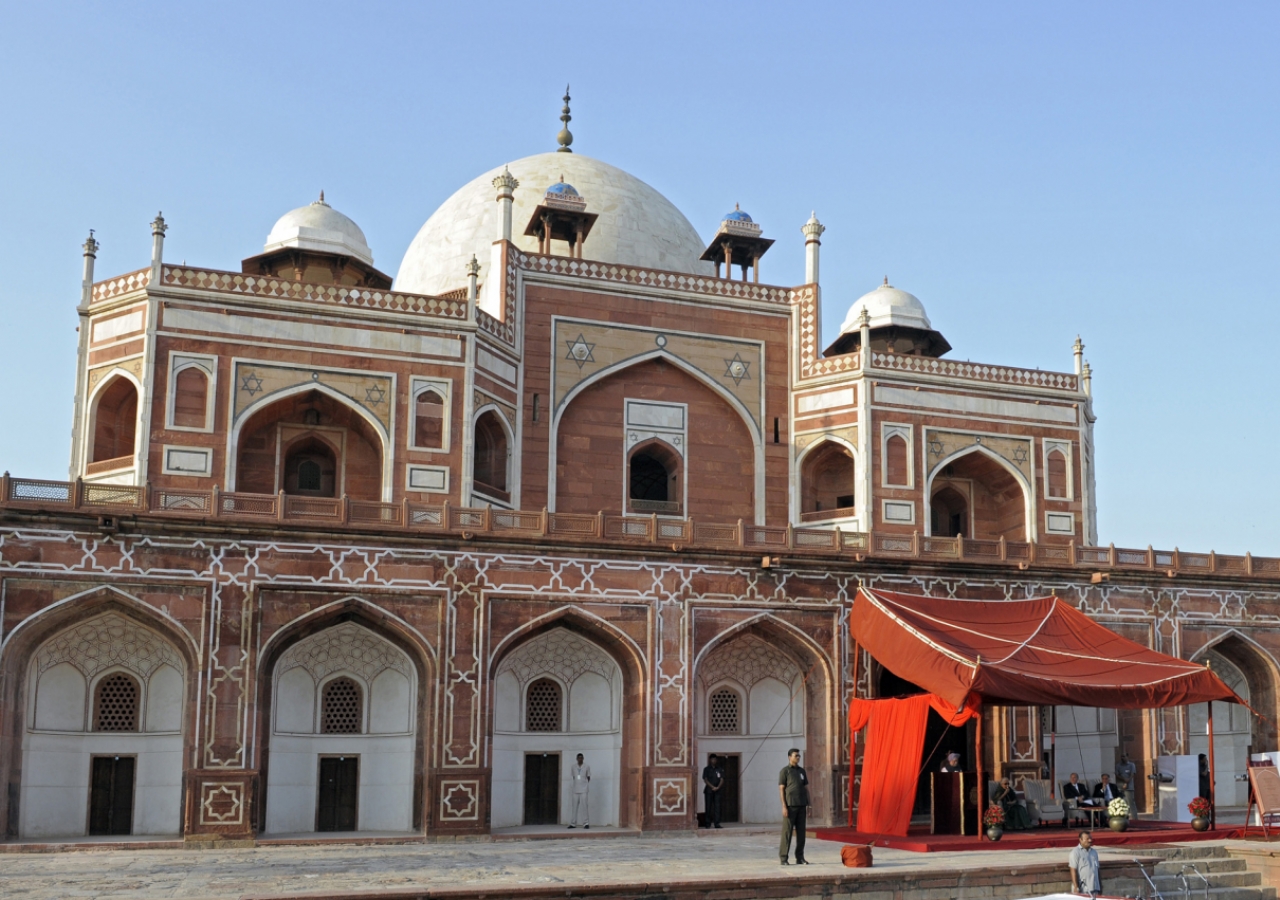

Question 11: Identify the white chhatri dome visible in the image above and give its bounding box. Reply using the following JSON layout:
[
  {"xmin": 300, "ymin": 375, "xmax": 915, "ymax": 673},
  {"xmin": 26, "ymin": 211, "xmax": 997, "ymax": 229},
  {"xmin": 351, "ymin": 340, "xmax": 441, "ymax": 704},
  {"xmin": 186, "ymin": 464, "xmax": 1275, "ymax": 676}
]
[
  {"xmin": 263, "ymin": 195, "xmax": 374, "ymax": 266},
  {"xmin": 395, "ymin": 152, "xmax": 714, "ymax": 296},
  {"xmin": 838, "ymin": 281, "xmax": 935, "ymax": 334}
]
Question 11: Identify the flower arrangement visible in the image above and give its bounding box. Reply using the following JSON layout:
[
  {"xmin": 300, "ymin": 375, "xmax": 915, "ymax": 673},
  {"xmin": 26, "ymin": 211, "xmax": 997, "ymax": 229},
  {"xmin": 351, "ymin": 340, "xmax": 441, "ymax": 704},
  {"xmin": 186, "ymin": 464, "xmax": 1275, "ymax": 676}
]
[
  {"xmin": 1188, "ymin": 796, "xmax": 1212, "ymax": 818},
  {"xmin": 983, "ymin": 804, "xmax": 1005, "ymax": 827},
  {"xmin": 1107, "ymin": 797, "xmax": 1130, "ymax": 818}
]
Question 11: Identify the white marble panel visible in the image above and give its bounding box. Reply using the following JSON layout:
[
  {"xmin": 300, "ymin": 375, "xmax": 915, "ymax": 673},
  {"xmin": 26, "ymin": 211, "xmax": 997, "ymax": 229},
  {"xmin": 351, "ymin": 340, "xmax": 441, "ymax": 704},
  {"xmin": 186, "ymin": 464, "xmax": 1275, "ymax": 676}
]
[{"xmin": 875, "ymin": 384, "xmax": 1078, "ymax": 424}]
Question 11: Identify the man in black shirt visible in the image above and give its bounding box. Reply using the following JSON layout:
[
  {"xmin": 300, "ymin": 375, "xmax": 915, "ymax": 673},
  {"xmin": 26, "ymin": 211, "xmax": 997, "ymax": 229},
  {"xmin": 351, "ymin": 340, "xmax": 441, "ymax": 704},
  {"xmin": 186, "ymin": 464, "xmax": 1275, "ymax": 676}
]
[
  {"xmin": 778, "ymin": 748, "xmax": 810, "ymax": 865},
  {"xmin": 702, "ymin": 754, "xmax": 724, "ymax": 828}
]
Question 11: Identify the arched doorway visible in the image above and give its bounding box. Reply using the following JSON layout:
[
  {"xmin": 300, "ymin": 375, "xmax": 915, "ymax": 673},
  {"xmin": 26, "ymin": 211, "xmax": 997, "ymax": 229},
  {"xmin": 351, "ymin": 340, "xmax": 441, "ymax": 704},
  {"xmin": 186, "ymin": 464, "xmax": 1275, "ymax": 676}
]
[
  {"xmin": 1190, "ymin": 636, "xmax": 1277, "ymax": 809},
  {"xmin": 694, "ymin": 618, "xmax": 834, "ymax": 826},
  {"xmin": 491, "ymin": 627, "xmax": 623, "ymax": 828},
  {"xmin": 89, "ymin": 376, "xmax": 139, "ymax": 469},
  {"xmin": 799, "ymin": 441, "xmax": 855, "ymax": 521},
  {"xmin": 696, "ymin": 633, "xmax": 805, "ymax": 823},
  {"xmin": 263, "ymin": 621, "xmax": 418, "ymax": 834},
  {"xmin": 627, "ymin": 439, "xmax": 681, "ymax": 515},
  {"xmin": 473, "ymin": 410, "xmax": 511, "ymax": 504},
  {"xmin": 18, "ymin": 612, "xmax": 187, "ymax": 838},
  {"xmin": 234, "ymin": 389, "xmax": 384, "ymax": 500},
  {"xmin": 928, "ymin": 449, "xmax": 1029, "ymax": 540}
]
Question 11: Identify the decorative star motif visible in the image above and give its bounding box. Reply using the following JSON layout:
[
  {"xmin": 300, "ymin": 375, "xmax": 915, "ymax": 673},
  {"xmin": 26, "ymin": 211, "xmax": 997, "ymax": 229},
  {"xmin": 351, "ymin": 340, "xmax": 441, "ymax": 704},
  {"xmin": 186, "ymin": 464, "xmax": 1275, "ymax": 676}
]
[
  {"xmin": 723, "ymin": 353, "xmax": 751, "ymax": 385},
  {"xmin": 928, "ymin": 439, "xmax": 945, "ymax": 458},
  {"xmin": 365, "ymin": 384, "xmax": 387, "ymax": 405},
  {"xmin": 564, "ymin": 334, "xmax": 596, "ymax": 369},
  {"xmin": 240, "ymin": 372, "xmax": 264, "ymax": 397},
  {"xmin": 1012, "ymin": 445, "xmax": 1029, "ymax": 464}
]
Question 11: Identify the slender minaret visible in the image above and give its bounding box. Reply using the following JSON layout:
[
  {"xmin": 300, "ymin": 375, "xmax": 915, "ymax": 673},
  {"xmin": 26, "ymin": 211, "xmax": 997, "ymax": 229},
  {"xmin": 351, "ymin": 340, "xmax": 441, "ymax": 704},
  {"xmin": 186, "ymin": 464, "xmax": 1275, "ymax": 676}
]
[
  {"xmin": 1073, "ymin": 335, "xmax": 1084, "ymax": 377},
  {"xmin": 557, "ymin": 86, "xmax": 573, "ymax": 153},
  {"xmin": 70, "ymin": 231, "xmax": 100, "ymax": 477},
  {"xmin": 493, "ymin": 167, "xmax": 519, "ymax": 242},
  {"xmin": 858, "ymin": 306, "xmax": 872, "ymax": 369},
  {"xmin": 801, "ymin": 212, "xmax": 825, "ymax": 285},
  {"xmin": 150, "ymin": 212, "xmax": 167, "ymax": 282},
  {"xmin": 466, "ymin": 255, "xmax": 480, "ymax": 303},
  {"xmin": 81, "ymin": 230, "xmax": 99, "ymax": 308}
]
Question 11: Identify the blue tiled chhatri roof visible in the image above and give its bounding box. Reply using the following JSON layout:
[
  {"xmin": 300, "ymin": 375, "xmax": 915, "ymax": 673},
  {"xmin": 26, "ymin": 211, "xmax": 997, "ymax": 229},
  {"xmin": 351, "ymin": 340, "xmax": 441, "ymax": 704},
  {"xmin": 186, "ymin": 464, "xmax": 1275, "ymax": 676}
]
[
  {"xmin": 724, "ymin": 207, "xmax": 753, "ymax": 222},
  {"xmin": 546, "ymin": 182, "xmax": 580, "ymax": 196}
]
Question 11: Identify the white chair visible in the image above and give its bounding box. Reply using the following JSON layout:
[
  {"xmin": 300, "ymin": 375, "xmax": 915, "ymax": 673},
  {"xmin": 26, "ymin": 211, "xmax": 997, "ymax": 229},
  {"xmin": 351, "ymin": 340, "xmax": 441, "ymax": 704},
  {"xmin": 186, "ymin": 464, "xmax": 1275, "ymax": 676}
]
[{"xmin": 1022, "ymin": 779, "xmax": 1061, "ymax": 826}]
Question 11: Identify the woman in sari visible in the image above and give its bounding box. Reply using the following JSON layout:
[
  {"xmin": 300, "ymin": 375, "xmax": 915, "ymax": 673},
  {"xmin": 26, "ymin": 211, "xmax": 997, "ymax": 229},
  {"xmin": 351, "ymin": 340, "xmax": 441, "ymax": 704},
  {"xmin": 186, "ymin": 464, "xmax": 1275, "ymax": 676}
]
[{"xmin": 991, "ymin": 777, "xmax": 1033, "ymax": 830}]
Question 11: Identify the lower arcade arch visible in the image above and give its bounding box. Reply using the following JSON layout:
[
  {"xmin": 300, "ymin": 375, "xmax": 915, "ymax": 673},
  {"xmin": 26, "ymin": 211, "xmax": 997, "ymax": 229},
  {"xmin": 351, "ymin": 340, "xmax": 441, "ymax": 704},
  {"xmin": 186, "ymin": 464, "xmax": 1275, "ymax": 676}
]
[
  {"xmin": 1190, "ymin": 635, "xmax": 1278, "ymax": 808},
  {"xmin": 693, "ymin": 618, "xmax": 833, "ymax": 826},
  {"xmin": 257, "ymin": 606, "xmax": 433, "ymax": 835},
  {"xmin": 4, "ymin": 601, "xmax": 194, "ymax": 839},
  {"xmin": 489, "ymin": 615, "xmax": 645, "ymax": 829}
]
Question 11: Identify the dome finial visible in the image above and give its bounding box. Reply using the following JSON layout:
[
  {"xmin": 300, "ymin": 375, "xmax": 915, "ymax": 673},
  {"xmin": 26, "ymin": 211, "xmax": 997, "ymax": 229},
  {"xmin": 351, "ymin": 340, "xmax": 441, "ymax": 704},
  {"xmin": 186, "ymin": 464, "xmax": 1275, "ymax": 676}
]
[
  {"xmin": 557, "ymin": 85, "xmax": 574, "ymax": 153},
  {"xmin": 883, "ymin": 275, "xmax": 889, "ymax": 286},
  {"xmin": 315, "ymin": 190, "xmax": 329, "ymax": 207}
]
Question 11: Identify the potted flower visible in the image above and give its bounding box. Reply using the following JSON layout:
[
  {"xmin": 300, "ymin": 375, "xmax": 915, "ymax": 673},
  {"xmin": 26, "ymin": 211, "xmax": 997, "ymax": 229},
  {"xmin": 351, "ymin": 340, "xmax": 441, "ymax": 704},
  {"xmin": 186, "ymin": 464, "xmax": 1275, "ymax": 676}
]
[
  {"xmin": 1188, "ymin": 796, "xmax": 1211, "ymax": 832},
  {"xmin": 983, "ymin": 804, "xmax": 1005, "ymax": 841},
  {"xmin": 1107, "ymin": 797, "xmax": 1130, "ymax": 831}
]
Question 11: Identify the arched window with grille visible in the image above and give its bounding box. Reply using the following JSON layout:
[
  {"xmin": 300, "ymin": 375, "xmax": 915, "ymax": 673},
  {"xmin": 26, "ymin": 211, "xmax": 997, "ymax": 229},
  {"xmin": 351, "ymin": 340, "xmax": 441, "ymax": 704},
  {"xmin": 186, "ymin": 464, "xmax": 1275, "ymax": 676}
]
[
  {"xmin": 525, "ymin": 678, "xmax": 563, "ymax": 732},
  {"xmin": 321, "ymin": 677, "xmax": 363, "ymax": 734},
  {"xmin": 94, "ymin": 672, "xmax": 140, "ymax": 732},
  {"xmin": 627, "ymin": 440, "xmax": 681, "ymax": 515},
  {"xmin": 708, "ymin": 687, "xmax": 742, "ymax": 734}
]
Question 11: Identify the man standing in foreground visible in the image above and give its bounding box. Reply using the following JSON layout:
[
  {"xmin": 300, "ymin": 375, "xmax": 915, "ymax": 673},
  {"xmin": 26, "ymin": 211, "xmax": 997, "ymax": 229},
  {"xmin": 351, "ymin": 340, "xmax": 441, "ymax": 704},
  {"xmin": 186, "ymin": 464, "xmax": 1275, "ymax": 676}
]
[
  {"xmin": 568, "ymin": 753, "xmax": 590, "ymax": 829},
  {"xmin": 778, "ymin": 748, "xmax": 810, "ymax": 865},
  {"xmin": 702, "ymin": 754, "xmax": 724, "ymax": 828},
  {"xmin": 1069, "ymin": 831, "xmax": 1101, "ymax": 895}
]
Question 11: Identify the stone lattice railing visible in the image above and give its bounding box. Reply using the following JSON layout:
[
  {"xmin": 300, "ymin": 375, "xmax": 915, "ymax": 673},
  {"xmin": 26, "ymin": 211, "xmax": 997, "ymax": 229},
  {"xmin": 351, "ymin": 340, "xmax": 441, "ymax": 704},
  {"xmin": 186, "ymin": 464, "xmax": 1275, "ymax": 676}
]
[
  {"xmin": 3, "ymin": 475, "xmax": 1272, "ymax": 580},
  {"xmin": 155, "ymin": 266, "xmax": 469, "ymax": 319},
  {"xmin": 871, "ymin": 352, "xmax": 1079, "ymax": 392}
]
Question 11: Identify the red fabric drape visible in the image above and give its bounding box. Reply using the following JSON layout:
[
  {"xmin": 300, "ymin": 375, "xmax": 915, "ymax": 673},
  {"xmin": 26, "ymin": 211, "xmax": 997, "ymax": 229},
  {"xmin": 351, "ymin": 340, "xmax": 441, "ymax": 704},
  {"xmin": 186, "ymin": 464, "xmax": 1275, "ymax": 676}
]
[{"xmin": 849, "ymin": 693, "xmax": 979, "ymax": 836}]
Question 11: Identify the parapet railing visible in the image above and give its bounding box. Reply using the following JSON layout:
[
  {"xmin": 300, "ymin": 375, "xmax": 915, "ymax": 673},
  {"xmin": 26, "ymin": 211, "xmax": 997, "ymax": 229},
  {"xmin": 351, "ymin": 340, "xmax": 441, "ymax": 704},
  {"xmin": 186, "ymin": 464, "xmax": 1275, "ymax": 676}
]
[{"xmin": 1, "ymin": 475, "xmax": 1274, "ymax": 580}]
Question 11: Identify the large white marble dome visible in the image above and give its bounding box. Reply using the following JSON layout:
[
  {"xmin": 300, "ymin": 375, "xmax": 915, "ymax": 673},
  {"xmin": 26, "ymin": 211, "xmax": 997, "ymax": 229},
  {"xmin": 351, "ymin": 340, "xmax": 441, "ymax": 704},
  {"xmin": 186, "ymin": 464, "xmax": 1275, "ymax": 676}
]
[{"xmin": 395, "ymin": 152, "xmax": 715, "ymax": 296}]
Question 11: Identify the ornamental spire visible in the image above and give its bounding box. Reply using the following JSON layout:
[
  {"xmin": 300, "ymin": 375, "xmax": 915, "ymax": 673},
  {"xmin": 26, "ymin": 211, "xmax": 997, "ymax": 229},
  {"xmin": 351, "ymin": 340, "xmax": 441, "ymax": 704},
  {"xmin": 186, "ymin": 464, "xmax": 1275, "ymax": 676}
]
[{"xmin": 557, "ymin": 85, "xmax": 573, "ymax": 153}]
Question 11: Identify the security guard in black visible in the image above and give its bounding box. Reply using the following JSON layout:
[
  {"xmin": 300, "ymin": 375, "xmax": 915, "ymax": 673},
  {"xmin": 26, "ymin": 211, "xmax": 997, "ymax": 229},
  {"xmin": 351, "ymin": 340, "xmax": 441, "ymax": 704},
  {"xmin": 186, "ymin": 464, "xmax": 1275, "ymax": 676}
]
[{"xmin": 778, "ymin": 748, "xmax": 810, "ymax": 864}]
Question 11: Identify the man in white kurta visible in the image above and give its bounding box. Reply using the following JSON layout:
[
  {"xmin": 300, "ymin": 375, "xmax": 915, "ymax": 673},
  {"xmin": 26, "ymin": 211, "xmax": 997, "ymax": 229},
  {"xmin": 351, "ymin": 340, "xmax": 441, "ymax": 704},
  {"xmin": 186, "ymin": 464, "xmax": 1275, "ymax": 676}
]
[{"xmin": 569, "ymin": 753, "xmax": 591, "ymax": 829}]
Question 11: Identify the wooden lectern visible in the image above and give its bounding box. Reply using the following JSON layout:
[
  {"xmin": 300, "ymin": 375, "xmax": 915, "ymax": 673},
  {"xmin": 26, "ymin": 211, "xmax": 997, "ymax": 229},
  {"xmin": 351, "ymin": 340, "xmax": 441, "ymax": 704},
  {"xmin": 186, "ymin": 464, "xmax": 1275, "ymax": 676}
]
[{"xmin": 931, "ymin": 772, "xmax": 978, "ymax": 835}]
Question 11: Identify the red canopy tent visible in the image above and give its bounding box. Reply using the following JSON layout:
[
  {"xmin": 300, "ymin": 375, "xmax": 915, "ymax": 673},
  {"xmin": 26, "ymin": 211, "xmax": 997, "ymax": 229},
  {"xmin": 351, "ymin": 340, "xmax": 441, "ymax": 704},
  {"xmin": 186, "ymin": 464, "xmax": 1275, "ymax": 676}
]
[{"xmin": 847, "ymin": 588, "xmax": 1244, "ymax": 836}]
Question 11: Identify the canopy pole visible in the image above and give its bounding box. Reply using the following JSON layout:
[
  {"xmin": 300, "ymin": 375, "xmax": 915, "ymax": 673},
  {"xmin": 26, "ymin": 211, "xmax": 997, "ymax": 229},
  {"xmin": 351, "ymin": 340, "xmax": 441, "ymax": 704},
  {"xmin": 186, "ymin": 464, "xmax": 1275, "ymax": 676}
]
[
  {"xmin": 976, "ymin": 700, "xmax": 984, "ymax": 840},
  {"xmin": 1208, "ymin": 700, "xmax": 1217, "ymax": 831},
  {"xmin": 849, "ymin": 639, "xmax": 860, "ymax": 828}
]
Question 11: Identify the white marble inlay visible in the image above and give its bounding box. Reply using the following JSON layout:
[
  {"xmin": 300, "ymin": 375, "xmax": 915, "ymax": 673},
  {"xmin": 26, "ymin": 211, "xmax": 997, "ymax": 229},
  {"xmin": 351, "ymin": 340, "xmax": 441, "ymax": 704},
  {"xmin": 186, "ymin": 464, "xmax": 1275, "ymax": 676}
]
[
  {"xmin": 163, "ymin": 307, "xmax": 461, "ymax": 358},
  {"xmin": 875, "ymin": 385, "xmax": 1077, "ymax": 424},
  {"xmin": 797, "ymin": 387, "xmax": 854, "ymax": 414},
  {"xmin": 92, "ymin": 310, "xmax": 144, "ymax": 343}
]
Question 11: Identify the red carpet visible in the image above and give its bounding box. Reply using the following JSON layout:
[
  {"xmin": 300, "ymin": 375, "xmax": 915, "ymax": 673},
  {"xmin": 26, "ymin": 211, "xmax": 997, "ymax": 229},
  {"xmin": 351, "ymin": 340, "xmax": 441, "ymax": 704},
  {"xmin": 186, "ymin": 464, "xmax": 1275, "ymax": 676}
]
[{"xmin": 813, "ymin": 820, "xmax": 1243, "ymax": 852}]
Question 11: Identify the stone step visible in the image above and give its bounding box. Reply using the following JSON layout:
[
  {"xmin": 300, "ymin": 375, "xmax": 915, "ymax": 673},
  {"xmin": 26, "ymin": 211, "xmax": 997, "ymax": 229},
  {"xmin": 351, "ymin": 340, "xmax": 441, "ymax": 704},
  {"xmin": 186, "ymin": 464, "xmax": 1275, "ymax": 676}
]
[
  {"xmin": 1138, "ymin": 843, "xmax": 1232, "ymax": 860},
  {"xmin": 1147, "ymin": 869, "xmax": 1263, "ymax": 889},
  {"xmin": 1152, "ymin": 857, "xmax": 1249, "ymax": 875},
  {"xmin": 1108, "ymin": 880, "xmax": 1274, "ymax": 900}
]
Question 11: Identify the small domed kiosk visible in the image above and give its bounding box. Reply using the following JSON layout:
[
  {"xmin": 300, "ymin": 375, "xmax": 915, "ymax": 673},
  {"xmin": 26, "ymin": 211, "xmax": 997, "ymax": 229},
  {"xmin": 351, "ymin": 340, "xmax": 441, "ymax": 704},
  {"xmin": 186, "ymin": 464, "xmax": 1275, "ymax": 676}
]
[
  {"xmin": 824, "ymin": 279, "xmax": 951, "ymax": 357},
  {"xmin": 242, "ymin": 194, "xmax": 392, "ymax": 289}
]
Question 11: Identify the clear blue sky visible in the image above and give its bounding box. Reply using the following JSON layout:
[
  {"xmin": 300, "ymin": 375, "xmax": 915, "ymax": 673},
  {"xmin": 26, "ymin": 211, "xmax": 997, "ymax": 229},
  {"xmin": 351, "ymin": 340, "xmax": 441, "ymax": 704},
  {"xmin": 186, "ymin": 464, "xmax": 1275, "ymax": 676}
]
[{"xmin": 1, "ymin": 1, "xmax": 1276, "ymax": 553}]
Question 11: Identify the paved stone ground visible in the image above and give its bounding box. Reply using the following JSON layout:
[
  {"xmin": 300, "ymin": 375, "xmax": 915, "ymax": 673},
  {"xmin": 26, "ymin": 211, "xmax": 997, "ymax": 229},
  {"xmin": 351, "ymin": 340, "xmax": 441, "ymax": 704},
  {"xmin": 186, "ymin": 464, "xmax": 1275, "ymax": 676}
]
[{"xmin": 0, "ymin": 830, "xmax": 1152, "ymax": 900}]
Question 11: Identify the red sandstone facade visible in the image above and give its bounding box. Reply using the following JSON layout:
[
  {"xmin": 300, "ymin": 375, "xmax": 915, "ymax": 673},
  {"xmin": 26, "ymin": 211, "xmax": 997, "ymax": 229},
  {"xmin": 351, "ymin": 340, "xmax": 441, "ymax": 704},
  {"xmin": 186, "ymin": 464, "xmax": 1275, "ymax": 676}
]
[{"xmin": 1, "ymin": 154, "xmax": 1273, "ymax": 843}]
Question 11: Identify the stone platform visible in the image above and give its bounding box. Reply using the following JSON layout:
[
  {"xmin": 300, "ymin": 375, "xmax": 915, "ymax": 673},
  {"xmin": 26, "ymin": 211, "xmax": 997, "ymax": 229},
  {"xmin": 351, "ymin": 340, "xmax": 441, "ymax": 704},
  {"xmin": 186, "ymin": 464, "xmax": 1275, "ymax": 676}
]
[{"xmin": 0, "ymin": 830, "xmax": 1274, "ymax": 900}]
